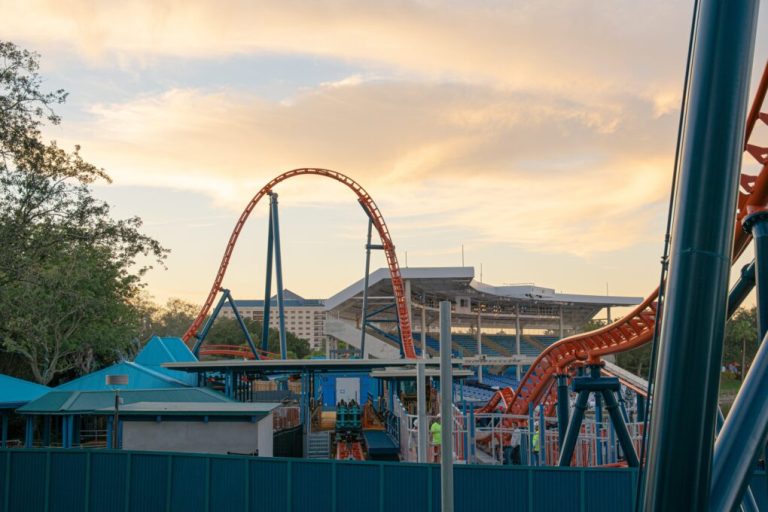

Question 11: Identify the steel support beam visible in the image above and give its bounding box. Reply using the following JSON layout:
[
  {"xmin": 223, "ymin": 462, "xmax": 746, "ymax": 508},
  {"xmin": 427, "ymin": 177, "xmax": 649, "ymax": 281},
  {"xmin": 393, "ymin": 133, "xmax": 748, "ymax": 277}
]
[
  {"xmin": 601, "ymin": 389, "xmax": 639, "ymax": 467},
  {"xmin": 417, "ymin": 361, "xmax": 428, "ymax": 463},
  {"xmin": 558, "ymin": 390, "xmax": 589, "ymax": 466},
  {"xmin": 710, "ymin": 211, "xmax": 768, "ymax": 512},
  {"xmin": 360, "ymin": 218, "xmax": 373, "ymax": 358},
  {"xmin": 642, "ymin": 1, "xmax": 759, "ymax": 509},
  {"xmin": 261, "ymin": 204, "xmax": 274, "ymax": 351},
  {"xmin": 556, "ymin": 374, "xmax": 570, "ymax": 447},
  {"xmin": 270, "ymin": 193, "xmax": 288, "ymax": 358},
  {"xmin": 439, "ymin": 301, "xmax": 454, "ymax": 512}
]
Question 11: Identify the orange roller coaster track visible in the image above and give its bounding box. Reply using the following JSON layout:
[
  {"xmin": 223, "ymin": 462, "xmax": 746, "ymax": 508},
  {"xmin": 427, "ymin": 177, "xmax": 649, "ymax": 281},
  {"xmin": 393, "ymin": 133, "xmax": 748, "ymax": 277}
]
[
  {"xmin": 182, "ymin": 168, "xmax": 417, "ymax": 359},
  {"xmin": 489, "ymin": 60, "xmax": 768, "ymax": 417}
]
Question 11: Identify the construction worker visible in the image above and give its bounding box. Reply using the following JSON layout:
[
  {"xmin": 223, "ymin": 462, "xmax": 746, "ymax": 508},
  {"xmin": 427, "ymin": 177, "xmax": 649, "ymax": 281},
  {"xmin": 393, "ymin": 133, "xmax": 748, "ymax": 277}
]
[
  {"xmin": 532, "ymin": 422, "xmax": 540, "ymax": 466},
  {"xmin": 430, "ymin": 415, "xmax": 442, "ymax": 462}
]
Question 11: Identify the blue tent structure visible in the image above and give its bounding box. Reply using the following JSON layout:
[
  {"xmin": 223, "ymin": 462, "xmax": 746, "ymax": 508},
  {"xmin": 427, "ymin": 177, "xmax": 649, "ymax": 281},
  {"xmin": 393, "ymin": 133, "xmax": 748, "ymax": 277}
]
[
  {"xmin": 0, "ymin": 374, "xmax": 49, "ymax": 447},
  {"xmin": 54, "ymin": 361, "xmax": 192, "ymax": 391},
  {"xmin": 134, "ymin": 336, "xmax": 198, "ymax": 385}
]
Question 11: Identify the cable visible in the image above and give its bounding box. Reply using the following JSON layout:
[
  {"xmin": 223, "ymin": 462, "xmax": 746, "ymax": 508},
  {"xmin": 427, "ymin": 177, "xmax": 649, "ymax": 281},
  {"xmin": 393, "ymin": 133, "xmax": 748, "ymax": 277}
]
[{"xmin": 634, "ymin": 0, "xmax": 700, "ymax": 509}]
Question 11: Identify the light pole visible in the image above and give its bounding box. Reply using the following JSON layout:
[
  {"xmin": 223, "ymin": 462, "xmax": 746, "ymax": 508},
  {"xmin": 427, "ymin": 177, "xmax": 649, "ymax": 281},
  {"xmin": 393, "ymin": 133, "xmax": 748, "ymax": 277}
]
[{"xmin": 106, "ymin": 374, "xmax": 128, "ymax": 449}]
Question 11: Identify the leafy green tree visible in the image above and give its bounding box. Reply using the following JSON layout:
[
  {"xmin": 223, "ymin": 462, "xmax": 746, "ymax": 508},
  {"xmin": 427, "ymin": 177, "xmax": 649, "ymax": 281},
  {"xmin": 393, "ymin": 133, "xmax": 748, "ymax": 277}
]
[
  {"xmin": 151, "ymin": 298, "xmax": 198, "ymax": 337},
  {"xmin": 723, "ymin": 306, "xmax": 758, "ymax": 379},
  {"xmin": 204, "ymin": 316, "xmax": 310, "ymax": 359},
  {"xmin": 0, "ymin": 41, "xmax": 166, "ymax": 383}
]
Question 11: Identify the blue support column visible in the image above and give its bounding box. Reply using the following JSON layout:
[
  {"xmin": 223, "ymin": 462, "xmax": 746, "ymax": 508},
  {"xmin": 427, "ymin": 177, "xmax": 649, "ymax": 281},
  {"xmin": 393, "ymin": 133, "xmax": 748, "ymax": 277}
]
[
  {"xmin": 595, "ymin": 392, "xmax": 603, "ymax": 466},
  {"xmin": 224, "ymin": 289, "xmax": 260, "ymax": 359},
  {"xmin": 710, "ymin": 211, "xmax": 768, "ymax": 512},
  {"xmin": 528, "ymin": 402, "xmax": 535, "ymax": 465},
  {"xmin": 24, "ymin": 417, "xmax": 33, "ymax": 448},
  {"xmin": 643, "ymin": 0, "xmax": 759, "ymax": 509},
  {"xmin": 1, "ymin": 413, "xmax": 7, "ymax": 448},
  {"xmin": 62, "ymin": 415, "xmax": 69, "ymax": 449},
  {"xmin": 106, "ymin": 416, "xmax": 113, "ymax": 449},
  {"xmin": 270, "ymin": 193, "xmax": 288, "ymax": 359},
  {"xmin": 360, "ymin": 218, "xmax": 373, "ymax": 358},
  {"xmin": 558, "ymin": 390, "xmax": 590, "ymax": 466},
  {"xmin": 539, "ymin": 404, "xmax": 546, "ymax": 466},
  {"xmin": 43, "ymin": 416, "xmax": 51, "ymax": 447},
  {"xmin": 601, "ymin": 389, "xmax": 639, "ymax": 467},
  {"xmin": 556, "ymin": 374, "xmax": 570, "ymax": 448},
  {"xmin": 192, "ymin": 290, "xmax": 229, "ymax": 355},
  {"xmin": 262, "ymin": 203, "xmax": 274, "ymax": 351}
]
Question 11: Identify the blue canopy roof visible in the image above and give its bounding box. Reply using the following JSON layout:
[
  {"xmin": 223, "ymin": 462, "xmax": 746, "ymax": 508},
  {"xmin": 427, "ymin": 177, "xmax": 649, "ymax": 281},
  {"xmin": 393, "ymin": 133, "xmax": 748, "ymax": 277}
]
[
  {"xmin": 135, "ymin": 336, "xmax": 196, "ymax": 366},
  {"xmin": 55, "ymin": 361, "xmax": 190, "ymax": 391},
  {"xmin": 0, "ymin": 375, "xmax": 50, "ymax": 409},
  {"xmin": 134, "ymin": 336, "xmax": 197, "ymax": 385}
]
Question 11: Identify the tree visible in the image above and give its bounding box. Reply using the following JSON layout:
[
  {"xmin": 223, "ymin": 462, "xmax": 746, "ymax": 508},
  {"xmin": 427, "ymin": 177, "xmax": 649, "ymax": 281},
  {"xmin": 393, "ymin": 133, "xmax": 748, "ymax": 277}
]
[
  {"xmin": 152, "ymin": 298, "xmax": 198, "ymax": 337},
  {"xmin": 0, "ymin": 41, "xmax": 166, "ymax": 383},
  {"xmin": 723, "ymin": 306, "xmax": 758, "ymax": 380},
  {"xmin": 204, "ymin": 316, "xmax": 311, "ymax": 359}
]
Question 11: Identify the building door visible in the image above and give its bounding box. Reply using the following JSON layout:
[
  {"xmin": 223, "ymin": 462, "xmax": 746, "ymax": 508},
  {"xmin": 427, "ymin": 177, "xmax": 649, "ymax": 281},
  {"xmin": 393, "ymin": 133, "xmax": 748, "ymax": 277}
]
[{"xmin": 336, "ymin": 377, "xmax": 360, "ymax": 403}]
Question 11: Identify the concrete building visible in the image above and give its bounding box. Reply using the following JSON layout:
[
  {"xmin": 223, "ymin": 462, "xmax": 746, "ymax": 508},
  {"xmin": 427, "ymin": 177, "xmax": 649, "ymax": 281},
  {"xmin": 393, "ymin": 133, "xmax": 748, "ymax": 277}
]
[{"xmin": 221, "ymin": 290, "xmax": 327, "ymax": 349}]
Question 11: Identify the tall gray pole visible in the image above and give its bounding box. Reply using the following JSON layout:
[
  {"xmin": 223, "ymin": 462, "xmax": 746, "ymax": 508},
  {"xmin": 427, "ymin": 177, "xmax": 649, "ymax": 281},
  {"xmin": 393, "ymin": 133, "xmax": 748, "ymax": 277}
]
[
  {"xmin": 476, "ymin": 311, "xmax": 483, "ymax": 384},
  {"xmin": 417, "ymin": 361, "xmax": 428, "ymax": 463},
  {"xmin": 515, "ymin": 307, "xmax": 522, "ymax": 380},
  {"xmin": 421, "ymin": 305, "xmax": 428, "ymax": 359},
  {"xmin": 642, "ymin": 1, "xmax": 759, "ymax": 510},
  {"xmin": 439, "ymin": 301, "xmax": 454, "ymax": 512}
]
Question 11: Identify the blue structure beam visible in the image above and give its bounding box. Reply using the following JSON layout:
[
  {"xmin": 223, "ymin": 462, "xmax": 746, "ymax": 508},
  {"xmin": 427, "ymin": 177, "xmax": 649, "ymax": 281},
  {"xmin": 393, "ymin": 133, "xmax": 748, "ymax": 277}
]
[
  {"xmin": 641, "ymin": 0, "xmax": 759, "ymax": 509},
  {"xmin": 270, "ymin": 193, "xmax": 288, "ymax": 359},
  {"xmin": 262, "ymin": 204, "xmax": 274, "ymax": 351},
  {"xmin": 360, "ymin": 217, "xmax": 373, "ymax": 358}
]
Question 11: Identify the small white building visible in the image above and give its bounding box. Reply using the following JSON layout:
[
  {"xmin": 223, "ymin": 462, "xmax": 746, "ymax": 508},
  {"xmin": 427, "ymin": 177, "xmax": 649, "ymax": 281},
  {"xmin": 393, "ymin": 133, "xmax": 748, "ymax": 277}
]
[{"xmin": 117, "ymin": 402, "xmax": 279, "ymax": 456}]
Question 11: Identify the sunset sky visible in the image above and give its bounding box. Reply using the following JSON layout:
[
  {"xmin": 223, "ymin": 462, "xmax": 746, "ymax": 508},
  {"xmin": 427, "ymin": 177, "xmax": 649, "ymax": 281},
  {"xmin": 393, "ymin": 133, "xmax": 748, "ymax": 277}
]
[{"xmin": 4, "ymin": 1, "xmax": 767, "ymax": 308}]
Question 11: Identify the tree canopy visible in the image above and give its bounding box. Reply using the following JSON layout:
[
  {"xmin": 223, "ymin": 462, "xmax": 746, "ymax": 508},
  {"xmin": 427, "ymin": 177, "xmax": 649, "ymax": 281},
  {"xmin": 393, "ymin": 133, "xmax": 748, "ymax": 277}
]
[{"xmin": 0, "ymin": 41, "xmax": 167, "ymax": 384}]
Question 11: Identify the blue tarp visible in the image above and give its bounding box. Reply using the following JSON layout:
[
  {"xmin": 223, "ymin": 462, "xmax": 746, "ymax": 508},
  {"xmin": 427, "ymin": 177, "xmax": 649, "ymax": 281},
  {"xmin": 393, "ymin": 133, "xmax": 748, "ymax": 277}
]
[{"xmin": 0, "ymin": 375, "xmax": 50, "ymax": 408}]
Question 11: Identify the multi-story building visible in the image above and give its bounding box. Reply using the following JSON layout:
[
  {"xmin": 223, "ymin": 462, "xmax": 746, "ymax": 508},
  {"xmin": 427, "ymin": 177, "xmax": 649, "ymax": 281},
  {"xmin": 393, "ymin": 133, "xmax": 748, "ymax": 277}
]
[{"xmin": 220, "ymin": 290, "xmax": 326, "ymax": 349}]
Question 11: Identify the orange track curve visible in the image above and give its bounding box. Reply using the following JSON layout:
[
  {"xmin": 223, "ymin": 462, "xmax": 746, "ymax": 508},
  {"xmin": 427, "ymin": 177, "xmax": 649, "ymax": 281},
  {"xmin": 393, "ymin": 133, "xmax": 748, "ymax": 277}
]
[
  {"xmin": 183, "ymin": 168, "xmax": 417, "ymax": 359},
  {"xmin": 483, "ymin": 60, "xmax": 768, "ymax": 417}
]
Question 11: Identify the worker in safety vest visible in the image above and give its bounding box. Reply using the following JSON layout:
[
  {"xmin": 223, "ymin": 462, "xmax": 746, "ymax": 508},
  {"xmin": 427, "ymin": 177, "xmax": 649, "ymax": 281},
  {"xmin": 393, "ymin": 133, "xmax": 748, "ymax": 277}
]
[
  {"xmin": 532, "ymin": 423, "xmax": 540, "ymax": 466},
  {"xmin": 430, "ymin": 415, "xmax": 442, "ymax": 462}
]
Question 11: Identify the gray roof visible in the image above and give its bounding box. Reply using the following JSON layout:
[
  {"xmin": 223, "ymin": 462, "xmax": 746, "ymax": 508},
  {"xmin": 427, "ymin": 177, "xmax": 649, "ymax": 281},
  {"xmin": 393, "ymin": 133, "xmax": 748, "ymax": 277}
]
[
  {"xmin": 106, "ymin": 401, "xmax": 281, "ymax": 416},
  {"xmin": 324, "ymin": 266, "xmax": 642, "ymax": 331}
]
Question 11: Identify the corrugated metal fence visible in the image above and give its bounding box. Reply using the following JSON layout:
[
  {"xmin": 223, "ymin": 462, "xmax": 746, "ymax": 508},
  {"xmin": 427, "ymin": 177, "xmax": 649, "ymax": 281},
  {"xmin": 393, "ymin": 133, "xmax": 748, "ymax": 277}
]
[{"xmin": 0, "ymin": 448, "xmax": 637, "ymax": 511}]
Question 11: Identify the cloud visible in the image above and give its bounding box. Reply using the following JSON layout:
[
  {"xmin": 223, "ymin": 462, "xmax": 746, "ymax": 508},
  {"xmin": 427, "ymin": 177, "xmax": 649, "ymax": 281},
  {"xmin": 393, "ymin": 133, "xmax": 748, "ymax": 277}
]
[
  {"xmin": 51, "ymin": 78, "xmax": 677, "ymax": 255},
  {"xmin": 4, "ymin": 0, "xmax": 696, "ymax": 100}
]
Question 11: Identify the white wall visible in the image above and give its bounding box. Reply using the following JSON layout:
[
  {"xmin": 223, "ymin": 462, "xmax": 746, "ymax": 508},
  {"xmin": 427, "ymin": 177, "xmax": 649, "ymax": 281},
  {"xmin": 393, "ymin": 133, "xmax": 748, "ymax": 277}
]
[{"xmin": 122, "ymin": 416, "xmax": 273, "ymax": 456}]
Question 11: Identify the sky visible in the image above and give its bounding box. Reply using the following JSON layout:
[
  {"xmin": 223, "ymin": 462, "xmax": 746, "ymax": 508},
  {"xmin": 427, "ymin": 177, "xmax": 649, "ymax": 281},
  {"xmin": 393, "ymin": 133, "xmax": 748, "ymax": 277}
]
[{"xmin": 3, "ymin": 0, "xmax": 767, "ymax": 310}]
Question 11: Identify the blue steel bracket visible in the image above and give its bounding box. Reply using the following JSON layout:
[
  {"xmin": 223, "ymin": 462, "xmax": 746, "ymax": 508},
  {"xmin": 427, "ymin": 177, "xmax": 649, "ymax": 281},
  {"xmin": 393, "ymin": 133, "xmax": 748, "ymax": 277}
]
[{"xmin": 571, "ymin": 376, "xmax": 620, "ymax": 392}]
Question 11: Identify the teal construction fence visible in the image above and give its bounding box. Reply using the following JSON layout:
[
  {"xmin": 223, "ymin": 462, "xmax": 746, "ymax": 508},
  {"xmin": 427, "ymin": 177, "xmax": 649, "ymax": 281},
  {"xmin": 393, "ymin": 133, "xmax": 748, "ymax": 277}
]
[{"xmin": 0, "ymin": 448, "xmax": 670, "ymax": 511}]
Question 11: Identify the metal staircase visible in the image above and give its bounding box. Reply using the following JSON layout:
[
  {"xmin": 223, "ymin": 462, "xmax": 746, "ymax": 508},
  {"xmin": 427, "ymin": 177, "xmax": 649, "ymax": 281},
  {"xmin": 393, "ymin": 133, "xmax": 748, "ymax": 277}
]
[{"xmin": 306, "ymin": 431, "xmax": 331, "ymax": 459}]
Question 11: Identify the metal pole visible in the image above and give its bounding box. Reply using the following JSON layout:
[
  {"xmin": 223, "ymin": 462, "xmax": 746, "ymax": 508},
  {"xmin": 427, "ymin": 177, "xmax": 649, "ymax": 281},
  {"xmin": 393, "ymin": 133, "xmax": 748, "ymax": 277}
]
[
  {"xmin": 270, "ymin": 193, "xmax": 288, "ymax": 359},
  {"xmin": 595, "ymin": 391, "xmax": 603, "ymax": 466},
  {"xmin": 261, "ymin": 204, "xmax": 274, "ymax": 352},
  {"xmin": 417, "ymin": 361, "xmax": 428, "ymax": 463},
  {"xmin": 556, "ymin": 373, "xmax": 569, "ymax": 447},
  {"xmin": 539, "ymin": 404, "xmax": 546, "ymax": 466},
  {"xmin": 515, "ymin": 307, "xmax": 522, "ymax": 381},
  {"xmin": 642, "ymin": 1, "xmax": 759, "ymax": 508},
  {"xmin": 360, "ymin": 218, "xmax": 373, "ymax": 359},
  {"xmin": 559, "ymin": 306, "xmax": 564, "ymax": 339},
  {"xmin": 421, "ymin": 304, "xmax": 428, "ymax": 359},
  {"xmin": 711, "ymin": 330, "xmax": 768, "ymax": 512},
  {"xmin": 112, "ymin": 390, "xmax": 120, "ymax": 449},
  {"xmin": 439, "ymin": 301, "xmax": 454, "ymax": 512},
  {"xmin": 710, "ymin": 211, "xmax": 768, "ymax": 512},
  {"xmin": 476, "ymin": 311, "xmax": 483, "ymax": 384}
]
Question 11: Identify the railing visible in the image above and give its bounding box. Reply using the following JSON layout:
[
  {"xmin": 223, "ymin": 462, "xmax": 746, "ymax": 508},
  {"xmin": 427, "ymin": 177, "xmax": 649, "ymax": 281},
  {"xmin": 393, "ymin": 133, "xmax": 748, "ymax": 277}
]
[{"xmin": 272, "ymin": 406, "xmax": 301, "ymax": 432}]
